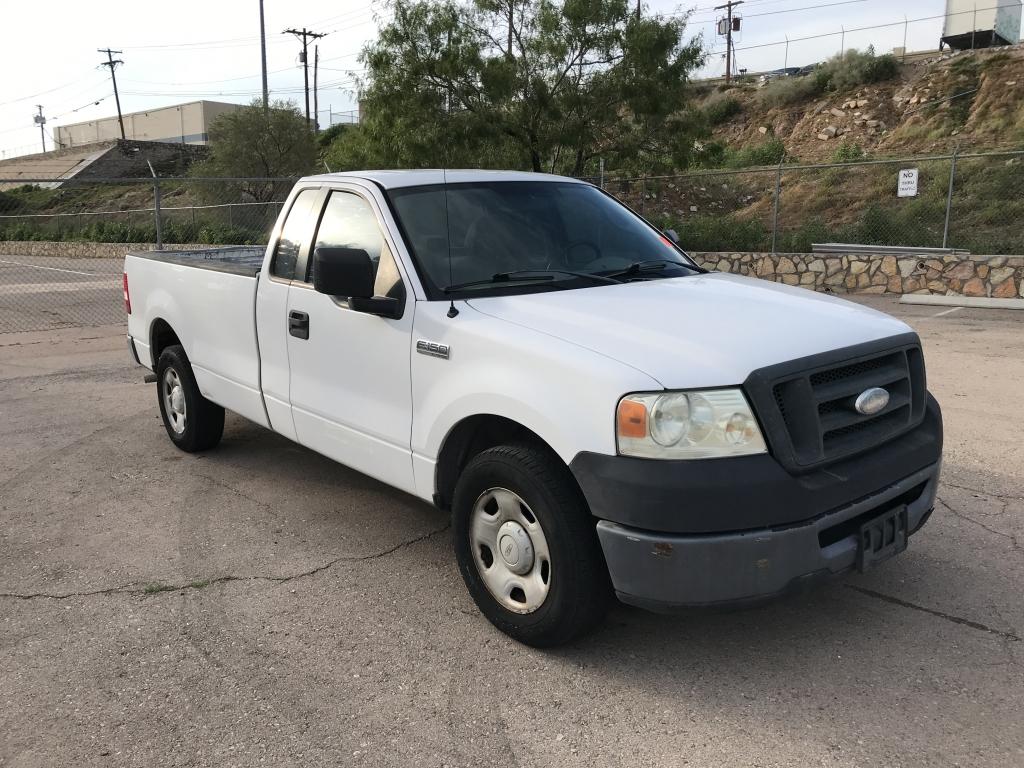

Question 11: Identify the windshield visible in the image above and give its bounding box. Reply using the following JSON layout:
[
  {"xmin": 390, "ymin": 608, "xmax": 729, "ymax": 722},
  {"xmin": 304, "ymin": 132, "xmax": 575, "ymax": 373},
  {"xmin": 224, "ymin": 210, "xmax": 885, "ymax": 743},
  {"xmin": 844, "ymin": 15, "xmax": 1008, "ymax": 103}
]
[{"xmin": 386, "ymin": 181, "xmax": 697, "ymax": 298}]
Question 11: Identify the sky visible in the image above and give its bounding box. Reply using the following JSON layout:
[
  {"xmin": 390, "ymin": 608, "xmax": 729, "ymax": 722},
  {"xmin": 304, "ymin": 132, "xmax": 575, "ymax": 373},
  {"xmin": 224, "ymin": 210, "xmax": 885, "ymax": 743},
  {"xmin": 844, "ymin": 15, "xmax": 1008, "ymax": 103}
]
[{"xmin": 0, "ymin": 0, "xmax": 978, "ymax": 158}]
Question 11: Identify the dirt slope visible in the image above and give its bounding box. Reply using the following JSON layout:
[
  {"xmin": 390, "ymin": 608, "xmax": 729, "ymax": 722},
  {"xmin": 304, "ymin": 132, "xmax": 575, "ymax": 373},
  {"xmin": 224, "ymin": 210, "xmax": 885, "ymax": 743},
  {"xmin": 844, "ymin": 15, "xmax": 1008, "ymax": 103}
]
[{"xmin": 708, "ymin": 44, "xmax": 1024, "ymax": 162}]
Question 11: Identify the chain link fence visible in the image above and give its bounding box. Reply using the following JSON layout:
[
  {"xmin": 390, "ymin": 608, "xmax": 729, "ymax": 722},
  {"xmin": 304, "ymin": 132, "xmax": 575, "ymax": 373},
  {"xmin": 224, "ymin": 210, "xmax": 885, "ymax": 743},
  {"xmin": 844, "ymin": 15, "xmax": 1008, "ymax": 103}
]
[
  {"xmin": 605, "ymin": 148, "xmax": 1024, "ymax": 257},
  {"xmin": 0, "ymin": 177, "xmax": 293, "ymax": 333},
  {"xmin": 0, "ymin": 150, "xmax": 1022, "ymax": 332}
]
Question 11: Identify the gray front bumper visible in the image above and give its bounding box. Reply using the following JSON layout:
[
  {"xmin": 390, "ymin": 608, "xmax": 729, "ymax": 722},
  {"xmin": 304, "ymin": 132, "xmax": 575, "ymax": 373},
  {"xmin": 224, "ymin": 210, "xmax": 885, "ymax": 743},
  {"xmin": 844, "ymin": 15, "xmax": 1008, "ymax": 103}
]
[{"xmin": 597, "ymin": 461, "xmax": 940, "ymax": 611}]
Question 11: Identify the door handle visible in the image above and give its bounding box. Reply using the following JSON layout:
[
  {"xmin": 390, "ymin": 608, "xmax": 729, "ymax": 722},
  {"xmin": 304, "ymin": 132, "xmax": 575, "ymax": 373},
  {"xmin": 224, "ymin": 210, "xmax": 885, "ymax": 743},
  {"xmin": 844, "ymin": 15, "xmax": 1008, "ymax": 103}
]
[{"xmin": 288, "ymin": 310, "xmax": 309, "ymax": 340}]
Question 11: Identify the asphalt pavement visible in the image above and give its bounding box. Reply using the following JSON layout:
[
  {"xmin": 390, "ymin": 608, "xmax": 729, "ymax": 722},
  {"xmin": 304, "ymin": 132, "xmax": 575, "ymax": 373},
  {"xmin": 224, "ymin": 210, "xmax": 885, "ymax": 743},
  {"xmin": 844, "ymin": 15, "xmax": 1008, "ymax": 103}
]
[{"xmin": 1, "ymin": 297, "xmax": 1022, "ymax": 767}]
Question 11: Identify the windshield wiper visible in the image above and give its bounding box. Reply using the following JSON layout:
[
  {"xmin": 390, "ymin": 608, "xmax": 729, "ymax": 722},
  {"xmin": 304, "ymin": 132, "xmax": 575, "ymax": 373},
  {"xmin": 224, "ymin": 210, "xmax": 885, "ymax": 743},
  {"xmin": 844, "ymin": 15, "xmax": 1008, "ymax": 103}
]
[
  {"xmin": 601, "ymin": 259, "xmax": 700, "ymax": 280},
  {"xmin": 444, "ymin": 269, "xmax": 619, "ymax": 293}
]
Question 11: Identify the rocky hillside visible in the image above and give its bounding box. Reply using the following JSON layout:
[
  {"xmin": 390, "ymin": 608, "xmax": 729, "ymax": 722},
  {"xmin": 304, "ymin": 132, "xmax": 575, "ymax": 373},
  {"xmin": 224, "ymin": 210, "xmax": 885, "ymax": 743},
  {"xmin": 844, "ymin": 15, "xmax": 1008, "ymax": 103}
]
[{"xmin": 705, "ymin": 43, "xmax": 1024, "ymax": 161}]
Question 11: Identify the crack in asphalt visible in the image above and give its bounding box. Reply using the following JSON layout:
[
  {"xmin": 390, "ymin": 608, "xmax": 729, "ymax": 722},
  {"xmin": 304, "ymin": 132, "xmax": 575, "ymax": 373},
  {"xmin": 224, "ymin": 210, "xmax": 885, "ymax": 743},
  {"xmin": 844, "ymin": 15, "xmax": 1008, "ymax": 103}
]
[
  {"xmin": 941, "ymin": 480, "xmax": 1024, "ymax": 503},
  {"xmin": 937, "ymin": 494, "xmax": 1023, "ymax": 555},
  {"xmin": 847, "ymin": 585, "xmax": 1022, "ymax": 642},
  {"xmin": 0, "ymin": 523, "xmax": 450, "ymax": 602}
]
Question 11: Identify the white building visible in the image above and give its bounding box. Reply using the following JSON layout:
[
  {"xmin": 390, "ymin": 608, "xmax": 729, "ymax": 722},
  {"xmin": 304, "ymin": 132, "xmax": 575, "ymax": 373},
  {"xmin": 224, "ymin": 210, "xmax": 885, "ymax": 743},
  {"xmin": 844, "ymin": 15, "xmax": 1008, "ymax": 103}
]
[{"xmin": 54, "ymin": 101, "xmax": 243, "ymax": 149}]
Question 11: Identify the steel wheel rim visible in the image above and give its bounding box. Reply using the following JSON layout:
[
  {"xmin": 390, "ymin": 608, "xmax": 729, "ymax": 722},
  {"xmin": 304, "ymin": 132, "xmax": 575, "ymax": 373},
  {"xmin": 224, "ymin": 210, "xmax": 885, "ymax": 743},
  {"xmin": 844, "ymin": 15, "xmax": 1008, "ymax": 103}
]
[
  {"xmin": 470, "ymin": 487, "xmax": 551, "ymax": 614},
  {"xmin": 162, "ymin": 368, "xmax": 187, "ymax": 435}
]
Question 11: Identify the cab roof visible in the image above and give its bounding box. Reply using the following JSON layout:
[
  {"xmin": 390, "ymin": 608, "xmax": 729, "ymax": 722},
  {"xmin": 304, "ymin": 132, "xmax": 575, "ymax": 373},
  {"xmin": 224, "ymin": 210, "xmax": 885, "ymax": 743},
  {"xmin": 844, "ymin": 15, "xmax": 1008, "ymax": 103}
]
[{"xmin": 299, "ymin": 169, "xmax": 587, "ymax": 190}]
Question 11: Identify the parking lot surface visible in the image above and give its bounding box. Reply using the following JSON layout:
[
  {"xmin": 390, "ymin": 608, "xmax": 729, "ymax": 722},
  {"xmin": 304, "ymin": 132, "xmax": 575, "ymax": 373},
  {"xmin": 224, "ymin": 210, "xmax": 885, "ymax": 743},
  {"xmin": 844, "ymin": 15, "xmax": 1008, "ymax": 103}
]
[{"xmin": 1, "ymin": 296, "xmax": 1022, "ymax": 767}]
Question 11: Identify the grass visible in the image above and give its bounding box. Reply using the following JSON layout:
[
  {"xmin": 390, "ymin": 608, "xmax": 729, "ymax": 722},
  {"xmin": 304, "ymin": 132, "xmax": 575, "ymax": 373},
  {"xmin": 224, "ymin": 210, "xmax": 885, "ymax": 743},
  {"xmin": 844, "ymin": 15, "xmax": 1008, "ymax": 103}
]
[
  {"xmin": 756, "ymin": 47, "xmax": 900, "ymax": 108},
  {"xmin": 143, "ymin": 583, "xmax": 177, "ymax": 595}
]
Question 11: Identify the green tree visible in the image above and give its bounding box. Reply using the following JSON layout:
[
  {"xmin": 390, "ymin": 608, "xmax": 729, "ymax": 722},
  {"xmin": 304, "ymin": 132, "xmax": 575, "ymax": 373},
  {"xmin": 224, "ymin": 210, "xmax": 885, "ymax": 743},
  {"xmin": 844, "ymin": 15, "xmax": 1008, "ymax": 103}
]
[
  {"xmin": 192, "ymin": 100, "xmax": 318, "ymax": 200},
  {"xmin": 327, "ymin": 0, "xmax": 704, "ymax": 175}
]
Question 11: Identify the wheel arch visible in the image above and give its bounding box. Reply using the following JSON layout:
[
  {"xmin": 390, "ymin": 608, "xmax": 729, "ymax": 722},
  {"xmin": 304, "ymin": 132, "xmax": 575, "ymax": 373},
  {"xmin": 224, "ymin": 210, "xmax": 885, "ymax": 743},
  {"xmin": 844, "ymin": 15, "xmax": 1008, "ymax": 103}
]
[
  {"xmin": 433, "ymin": 413, "xmax": 583, "ymax": 512},
  {"xmin": 149, "ymin": 318, "xmax": 182, "ymax": 366}
]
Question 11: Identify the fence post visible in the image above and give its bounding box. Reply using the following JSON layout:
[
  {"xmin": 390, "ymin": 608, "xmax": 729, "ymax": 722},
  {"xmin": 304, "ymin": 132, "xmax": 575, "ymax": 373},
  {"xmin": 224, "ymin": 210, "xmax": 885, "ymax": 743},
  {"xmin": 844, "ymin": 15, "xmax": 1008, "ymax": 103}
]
[
  {"xmin": 640, "ymin": 178, "xmax": 646, "ymax": 216},
  {"xmin": 771, "ymin": 157, "xmax": 784, "ymax": 255},
  {"xmin": 599, "ymin": 157, "xmax": 605, "ymax": 190},
  {"xmin": 55, "ymin": 213, "xmax": 62, "ymax": 240},
  {"xmin": 147, "ymin": 161, "xmax": 164, "ymax": 250},
  {"xmin": 942, "ymin": 147, "xmax": 959, "ymax": 250}
]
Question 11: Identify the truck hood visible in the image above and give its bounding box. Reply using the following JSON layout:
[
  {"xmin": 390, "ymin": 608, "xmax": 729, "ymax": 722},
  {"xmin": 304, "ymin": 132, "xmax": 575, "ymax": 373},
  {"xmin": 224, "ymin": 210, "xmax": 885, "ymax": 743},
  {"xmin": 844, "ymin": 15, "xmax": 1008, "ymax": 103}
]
[{"xmin": 466, "ymin": 273, "xmax": 912, "ymax": 388}]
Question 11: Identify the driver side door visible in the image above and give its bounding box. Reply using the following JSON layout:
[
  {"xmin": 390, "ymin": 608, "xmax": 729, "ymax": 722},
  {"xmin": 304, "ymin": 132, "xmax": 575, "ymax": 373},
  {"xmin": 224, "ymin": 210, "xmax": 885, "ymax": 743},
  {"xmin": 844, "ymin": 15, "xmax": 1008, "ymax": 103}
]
[{"xmin": 284, "ymin": 186, "xmax": 417, "ymax": 494}]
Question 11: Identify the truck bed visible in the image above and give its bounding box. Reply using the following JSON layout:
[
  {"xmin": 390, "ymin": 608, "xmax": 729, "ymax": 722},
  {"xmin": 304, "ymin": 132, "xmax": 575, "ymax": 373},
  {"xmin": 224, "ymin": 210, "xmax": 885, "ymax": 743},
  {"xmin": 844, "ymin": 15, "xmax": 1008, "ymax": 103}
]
[
  {"xmin": 125, "ymin": 247, "xmax": 269, "ymax": 429},
  {"xmin": 127, "ymin": 246, "xmax": 265, "ymax": 277}
]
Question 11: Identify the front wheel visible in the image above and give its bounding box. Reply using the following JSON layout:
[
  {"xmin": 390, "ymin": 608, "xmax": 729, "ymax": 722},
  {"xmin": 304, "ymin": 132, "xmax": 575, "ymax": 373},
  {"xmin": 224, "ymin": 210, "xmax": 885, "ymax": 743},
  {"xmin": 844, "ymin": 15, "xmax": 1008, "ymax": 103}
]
[
  {"xmin": 156, "ymin": 344, "xmax": 224, "ymax": 453},
  {"xmin": 452, "ymin": 444, "xmax": 612, "ymax": 647}
]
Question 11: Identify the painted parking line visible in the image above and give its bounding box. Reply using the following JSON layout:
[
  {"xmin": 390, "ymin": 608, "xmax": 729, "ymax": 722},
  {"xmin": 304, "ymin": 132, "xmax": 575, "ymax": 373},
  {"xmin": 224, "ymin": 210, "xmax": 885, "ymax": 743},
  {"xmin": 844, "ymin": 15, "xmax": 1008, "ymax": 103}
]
[
  {"xmin": 0, "ymin": 258, "xmax": 102, "ymax": 277},
  {"xmin": 0, "ymin": 280, "xmax": 118, "ymax": 296},
  {"xmin": 932, "ymin": 306, "xmax": 964, "ymax": 318}
]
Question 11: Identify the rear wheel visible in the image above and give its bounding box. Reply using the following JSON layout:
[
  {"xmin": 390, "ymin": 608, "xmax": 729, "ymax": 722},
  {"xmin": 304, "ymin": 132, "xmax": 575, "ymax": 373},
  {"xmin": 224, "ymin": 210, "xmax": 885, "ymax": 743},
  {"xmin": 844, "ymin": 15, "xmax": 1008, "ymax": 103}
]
[
  {"xmin": 452, "ymin": 443, "xmax": 611, "ymax": 647},
  {"xmin": 156, "ymin": 344, "xmax": 224, "ymax": 453}
]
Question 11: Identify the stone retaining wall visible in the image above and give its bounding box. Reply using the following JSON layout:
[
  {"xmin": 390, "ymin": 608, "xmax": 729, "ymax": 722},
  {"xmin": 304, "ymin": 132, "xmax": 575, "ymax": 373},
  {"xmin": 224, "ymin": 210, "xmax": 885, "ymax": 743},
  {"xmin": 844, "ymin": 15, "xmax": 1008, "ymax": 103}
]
[
  {"xmin": 692, "ymin": 252, "xmax": 1024, "ymax": 298},
  {"xmin": 2, "ymin": 241, "xmax": 1022, "ymax": 298}
]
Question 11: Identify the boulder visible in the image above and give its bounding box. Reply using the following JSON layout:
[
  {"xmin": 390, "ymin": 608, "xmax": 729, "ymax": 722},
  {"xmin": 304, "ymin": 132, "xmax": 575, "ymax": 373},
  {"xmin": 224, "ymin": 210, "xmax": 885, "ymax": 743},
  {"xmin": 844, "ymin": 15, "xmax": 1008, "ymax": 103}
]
[
  {"xmin": 962, "ymin": 277, "xmax": 986, "ymax": 297},
  {"xmin": 992, "ymin": 278, "xmax": 1017, "ymax": 298},
  {"xmin": 990, "ymin": 266, "xmax": 1016, "ymax": 285},
  {"xmin": 945, "ymin": 261, "xmax": 974, "ymax": 280}
]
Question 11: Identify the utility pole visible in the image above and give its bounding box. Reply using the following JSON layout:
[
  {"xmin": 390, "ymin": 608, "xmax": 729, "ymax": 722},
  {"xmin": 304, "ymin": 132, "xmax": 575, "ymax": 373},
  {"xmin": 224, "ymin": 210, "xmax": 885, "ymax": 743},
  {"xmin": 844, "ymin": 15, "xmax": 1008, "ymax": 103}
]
[
  {"xmin": 313, "ymin": 45, "xmax": 320, "ymax": 132},
  {"xmin": 33, "ymin": 105, "xmax": 47, "ymax": 153},
  {"xmin": 259, "ymin": 0, "xmax": 269, "ymax": 114},
  {"xmin": 508, "ymin": 1, "xmax": 514, "ymax": 56},
  {"xmin": 715, "ymin": 1, "xmax": 742, "ymax": 85},
  {"xmin": 98, "ymin": 48, "xmax": 126, "ymax": 140},
  {"xmin": 283, "ymin": 27, "xmax": 327, "ymax": 130}
]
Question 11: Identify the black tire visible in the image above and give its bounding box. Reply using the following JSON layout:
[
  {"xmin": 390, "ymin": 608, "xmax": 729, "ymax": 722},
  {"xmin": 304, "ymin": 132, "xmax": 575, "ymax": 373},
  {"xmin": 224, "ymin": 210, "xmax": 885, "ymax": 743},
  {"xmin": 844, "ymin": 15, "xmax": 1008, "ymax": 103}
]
[
  {"xmin": 452, "ymin": 443, "xmax": 612, "ymax": 647},
  {"xmin": 156, "ymin": 344, "xmax": 224, "ymax": 453}
]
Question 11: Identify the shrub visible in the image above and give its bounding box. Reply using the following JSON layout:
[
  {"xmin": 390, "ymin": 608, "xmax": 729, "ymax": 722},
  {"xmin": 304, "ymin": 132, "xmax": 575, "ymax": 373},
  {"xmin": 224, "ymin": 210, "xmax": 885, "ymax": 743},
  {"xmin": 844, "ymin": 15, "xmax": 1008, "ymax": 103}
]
[
  {"xmin": 671, "ymin": 214, "xmax": 770, "ymax": 252},
  {"xmin": 703, "ymin": 95, "xmax": 742, "ymax": 126},
  {"xmin": 756, "ymin": 76, "xmax": 820, "ymax": 108},
  {"xmin": 724, "ymin": 137, "xmax": 787, "ymax": 168},
  {"xmin": 826, "ymin": 47, "xmax": 900, "ymax": 90},
  {"xmin": 831, "ymin": 141, "xmax": 867, "ymax": 164},
  {"xmin": 756, "ymin": 47, "xmax": 899, "ymax": 108}
]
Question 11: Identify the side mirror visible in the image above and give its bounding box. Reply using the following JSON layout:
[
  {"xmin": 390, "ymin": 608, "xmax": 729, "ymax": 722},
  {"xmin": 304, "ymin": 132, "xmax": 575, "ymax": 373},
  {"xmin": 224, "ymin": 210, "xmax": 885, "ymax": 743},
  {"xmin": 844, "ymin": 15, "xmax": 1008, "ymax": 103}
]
[
  {"xmin": 312, "ymin": 247, "xmax": 374, "ymax": 298},
  {"xmin": 664, "ymin": 229, "xmax": 680, "ymax": 244},
  {"xmin": 311, "ymin": 247, "xmax": 402, "ymax": 319}
]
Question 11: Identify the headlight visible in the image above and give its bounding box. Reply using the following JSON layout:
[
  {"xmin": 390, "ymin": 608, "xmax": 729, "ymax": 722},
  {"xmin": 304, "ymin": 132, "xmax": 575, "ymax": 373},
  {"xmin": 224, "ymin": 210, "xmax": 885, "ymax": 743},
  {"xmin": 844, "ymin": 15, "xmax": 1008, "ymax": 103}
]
[{"xmin": 616, "ymin": 389, "xmax": 767, "ymax": 459}]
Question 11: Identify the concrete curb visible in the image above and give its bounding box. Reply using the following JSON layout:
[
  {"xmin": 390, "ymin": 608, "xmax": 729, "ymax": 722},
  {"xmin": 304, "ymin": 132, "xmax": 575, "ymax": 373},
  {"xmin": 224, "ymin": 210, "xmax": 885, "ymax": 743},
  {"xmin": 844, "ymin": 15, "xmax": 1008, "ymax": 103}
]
[{"xmin": 899, "ymin": 294, "xmax": 1024, "ymax": 310}]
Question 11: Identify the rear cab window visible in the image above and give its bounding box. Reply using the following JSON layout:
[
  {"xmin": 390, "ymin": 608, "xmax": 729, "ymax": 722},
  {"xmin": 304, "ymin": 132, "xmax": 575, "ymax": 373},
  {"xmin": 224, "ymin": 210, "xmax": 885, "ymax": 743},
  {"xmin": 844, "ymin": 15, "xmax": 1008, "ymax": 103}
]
[{"xmin": 270, "ymin": 188, "xmax": 320, "ymax": 280}]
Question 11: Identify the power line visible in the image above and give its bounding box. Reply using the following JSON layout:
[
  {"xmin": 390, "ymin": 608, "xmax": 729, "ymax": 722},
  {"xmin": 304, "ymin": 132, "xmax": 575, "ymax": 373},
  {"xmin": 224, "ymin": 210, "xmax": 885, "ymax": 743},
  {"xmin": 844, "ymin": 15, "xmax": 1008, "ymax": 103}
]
[
  {"xmin": 0, "ymin": 75, "xmax": 106, "ymax": 109},
  {"xmin": 98, "ymin": 48, "xmax": 126, "ymax": 141}
]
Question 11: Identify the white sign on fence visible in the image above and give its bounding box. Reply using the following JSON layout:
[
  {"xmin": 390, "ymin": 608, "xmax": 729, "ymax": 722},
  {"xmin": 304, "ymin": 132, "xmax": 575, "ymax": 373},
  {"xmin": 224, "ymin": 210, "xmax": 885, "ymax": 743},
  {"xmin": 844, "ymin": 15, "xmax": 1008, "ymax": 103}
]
[{"xmin": 897, "ymin": 168, "xmax": 919, "ymax": 198}]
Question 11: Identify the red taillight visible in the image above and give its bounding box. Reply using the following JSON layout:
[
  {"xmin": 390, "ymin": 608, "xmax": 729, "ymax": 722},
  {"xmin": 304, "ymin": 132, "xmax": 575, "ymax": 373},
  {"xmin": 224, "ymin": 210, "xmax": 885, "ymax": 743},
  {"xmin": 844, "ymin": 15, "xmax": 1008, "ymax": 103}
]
[{"xmin": 123, "ymin": 272, "xmax": 131, "ymax": 314}]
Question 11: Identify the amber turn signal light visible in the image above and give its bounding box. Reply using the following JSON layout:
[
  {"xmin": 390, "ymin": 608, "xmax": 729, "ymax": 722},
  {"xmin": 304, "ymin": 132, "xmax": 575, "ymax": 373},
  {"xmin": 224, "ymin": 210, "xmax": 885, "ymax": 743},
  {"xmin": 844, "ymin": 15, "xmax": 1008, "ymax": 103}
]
[{"xmin": 617, "ymin": 399, "xmax": 647, "ymax": 438}]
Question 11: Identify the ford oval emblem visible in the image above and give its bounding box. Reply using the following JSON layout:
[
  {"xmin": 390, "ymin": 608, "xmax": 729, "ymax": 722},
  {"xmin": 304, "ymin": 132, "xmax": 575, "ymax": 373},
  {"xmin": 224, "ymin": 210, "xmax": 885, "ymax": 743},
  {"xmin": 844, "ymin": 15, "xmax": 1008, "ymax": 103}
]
[{"xmin": 854, "ymin": 387, "xmax": 890, "ymax": 416}]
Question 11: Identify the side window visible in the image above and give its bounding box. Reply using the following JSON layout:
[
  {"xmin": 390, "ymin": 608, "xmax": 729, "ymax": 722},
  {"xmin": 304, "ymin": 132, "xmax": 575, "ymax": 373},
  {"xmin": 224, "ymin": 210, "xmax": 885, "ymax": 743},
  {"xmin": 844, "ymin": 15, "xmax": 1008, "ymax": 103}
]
[
  {"xmin": 270, "ymin": 188, "xmax": 319, "ymax": 280},
  {"xmin": 312, "ymin": 191, "xmax": 404, "ymax": 298}
]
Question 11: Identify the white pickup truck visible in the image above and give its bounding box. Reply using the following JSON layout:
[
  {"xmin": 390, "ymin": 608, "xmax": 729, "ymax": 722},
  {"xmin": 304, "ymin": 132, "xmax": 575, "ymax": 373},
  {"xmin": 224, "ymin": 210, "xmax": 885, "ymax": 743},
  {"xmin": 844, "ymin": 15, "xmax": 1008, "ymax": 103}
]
[{"xmin": 125, "ymin": 170, "xmax": 943, "ymax": 646}]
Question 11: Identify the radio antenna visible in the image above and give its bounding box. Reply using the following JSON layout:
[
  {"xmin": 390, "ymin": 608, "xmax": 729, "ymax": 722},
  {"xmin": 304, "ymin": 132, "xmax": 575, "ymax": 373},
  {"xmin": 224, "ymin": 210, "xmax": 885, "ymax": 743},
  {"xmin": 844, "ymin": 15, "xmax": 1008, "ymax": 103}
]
[{"xmin": 442, "ymin": 167, "xmax": 459, "ymax": 318}]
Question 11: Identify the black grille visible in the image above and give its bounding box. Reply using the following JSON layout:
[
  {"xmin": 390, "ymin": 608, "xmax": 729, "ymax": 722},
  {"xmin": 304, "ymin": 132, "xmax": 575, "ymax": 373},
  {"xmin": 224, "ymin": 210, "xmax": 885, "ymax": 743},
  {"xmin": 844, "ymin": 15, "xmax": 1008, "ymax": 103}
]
[{"xmin": 746, "ymin": 337, "xmax": 927, "ymax": 472}]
